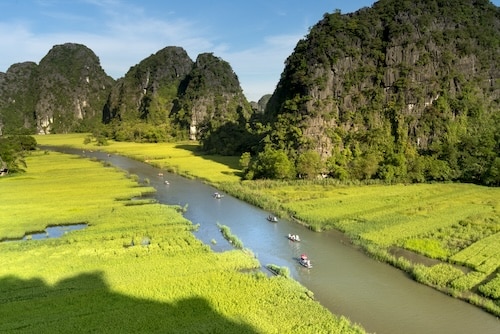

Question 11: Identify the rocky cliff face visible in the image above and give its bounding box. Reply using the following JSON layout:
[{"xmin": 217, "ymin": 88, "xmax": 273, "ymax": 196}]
[
  {"xmin": 0, "ymin": 43, "xmax": 114, "ymax": 135},
  {"xmin": 175, "ymin": 53, "xmax": 252, "ymax": 141},
  {"xmin": 102, "ymin": 49, "xmax": 251, "ymax": 145},
  {"xmin": 266, "ymin": 0, "xmax": 499, "ymax": 160},
  {"xmin": 0, "ymin": 43, "xmax": 251, "ymax": 144},
  {"xmin": 35, "ymin": 43, "xmax": 114, "ymax": 134}
]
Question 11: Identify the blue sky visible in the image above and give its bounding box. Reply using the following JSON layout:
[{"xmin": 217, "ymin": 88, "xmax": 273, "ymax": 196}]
[{"xmin": 1, "ymin": 1, "xmax": 498, "ymax": 101}]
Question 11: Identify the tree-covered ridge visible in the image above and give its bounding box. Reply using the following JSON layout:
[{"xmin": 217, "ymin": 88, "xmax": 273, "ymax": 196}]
[
  {"xmin": 248, "ymin": 0, "xmax": 499, "ymax": 185},
  {"xmin": 0, "ymin": 62, "xmax": 38, "ymax": 135},
  {"xmin": 101, "ymin": 51, "xmax": 253, "ymax": 148},
  {"xmin": 0, "ymin": 43, "xmax": 254, "ymax": 149},
  {"xmin": 102, "ymin": 46, "xmax": 194, "ymax": 142},
  {"xmin": 0, "ymin": 43, "xmax": 114, "ymax": 136}
]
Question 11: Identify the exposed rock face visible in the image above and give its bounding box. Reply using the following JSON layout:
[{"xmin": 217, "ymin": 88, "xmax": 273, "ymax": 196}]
[
  {"xmin": 102, "ymin": 48, "xmax": 251, "ymax": 146},
  {"xmin": 1, "ymin": 43, "xmax": 251, "ymax": 145},
  {"xmin": 0, "ymin": 43, "xmax": 114, "ymax": 135},
  {"xmin": 266, "ymin": 0, "xmax": 499, "ymax": 159},
  {"xmin": 35, "ymin": 43, "xmax": 114, "ymax": 134},
  {"xmin": 176, "ymin": 53, "xmax": 252, "ymax": 141}
]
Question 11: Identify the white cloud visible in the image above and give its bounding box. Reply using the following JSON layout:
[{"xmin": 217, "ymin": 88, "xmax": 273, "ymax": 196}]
[{"xmin": 0, "ymin": 1, "xmax": 303, "ymax": 102}]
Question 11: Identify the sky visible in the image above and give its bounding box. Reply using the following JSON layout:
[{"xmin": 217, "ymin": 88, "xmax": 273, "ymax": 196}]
[{"xmin": 1, "ymin": 1, "xmax": 498, "ymax": 102}]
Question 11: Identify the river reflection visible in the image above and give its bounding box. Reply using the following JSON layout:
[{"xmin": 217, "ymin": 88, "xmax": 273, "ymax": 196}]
[{"xmin": 45, "ymin": 147, "xmax": 500, "ymax": 334}]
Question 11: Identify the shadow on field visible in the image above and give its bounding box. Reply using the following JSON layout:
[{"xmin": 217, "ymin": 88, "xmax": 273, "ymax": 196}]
[
  {"xmin": 0, "ymin": 272, "xmax": 259, "ymax": 333},
  {"xmin": 175, "ymin": 144, "xmax": 244, "ymax": 177}
]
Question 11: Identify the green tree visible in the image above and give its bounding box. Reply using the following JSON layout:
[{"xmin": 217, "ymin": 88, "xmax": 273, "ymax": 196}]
[
  {"xmin": 296, "ymin": 150, "xmax": 323, "ymax": 179},
  {"xmin": 0, "ymin": 135, "xmax": 37, "ymax": 174},
  {"xmin": 252, "ymin": 146, "xmax": 296, "ymax": 179}
]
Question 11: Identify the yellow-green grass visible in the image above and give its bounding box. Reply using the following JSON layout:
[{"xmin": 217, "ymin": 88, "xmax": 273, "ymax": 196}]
[
  {"xmin": 0, "ymin": 151, "xmax": 364, "ymax": 333},
  {"xmin": 261, "ymin": 181, "xmax": 499, "ymax": 260},
  {"xmin": 35, "ymin": 134, "xmax": 241, "ymax": 183},
  {"xmin": 0, "ymin": 151, "xmax": 155, "ymax": 240},
  {"xmin": 33, "ymin": 134, "xmax": 500, "ymax": 314},
  {"xmin": 249, "ymin": 180, "xmax": 500, "ymax": 314}
]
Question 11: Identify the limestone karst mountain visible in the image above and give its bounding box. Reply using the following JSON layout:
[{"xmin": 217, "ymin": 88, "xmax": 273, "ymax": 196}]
[{"xmin": 253, "ymin": 0, "xmax": 499, "ymax": 184}]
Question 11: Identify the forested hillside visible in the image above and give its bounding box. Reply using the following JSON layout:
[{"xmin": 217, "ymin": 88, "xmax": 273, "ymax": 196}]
[
  {"xmin": 102, "ymin": 46, "xmax": 194, "ymax": 142},
  {"xmin": 102, "ymin": 50, "xmax": 253, "ymax": 149},
  {"xmin": 242, "ymin": 0, "xmax": 499, "ymax": 185},
  {"xmin": 0, "ymin": 43, "xmax": 114, "ymax": 135},
  {"xmin": 0, "ymin": 45, "xmax": 253, "ymax": 153}
]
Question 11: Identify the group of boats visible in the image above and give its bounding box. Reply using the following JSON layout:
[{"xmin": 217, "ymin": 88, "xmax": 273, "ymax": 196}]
[
  {"xmin": 158, "ymin": 172, "xmax": 169, "ymax": 185},
  {"xmin": 266, "ymin": 215, "xmax": 313, "ymax": 268},
  {"xmin": 213, "ymin": 191, "xmax": 313, "ymax": 269}
]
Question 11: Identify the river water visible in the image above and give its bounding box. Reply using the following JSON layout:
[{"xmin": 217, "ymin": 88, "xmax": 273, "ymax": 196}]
[{"xmin": 49, "ymin": 148, "xmax": 499, "ymax": 334}]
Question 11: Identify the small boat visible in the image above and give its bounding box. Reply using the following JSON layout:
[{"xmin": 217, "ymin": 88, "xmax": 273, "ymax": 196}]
[
  {"xmin": 213, "ymin": 192, "xmax": 223, "ymax": 199},
  {"xmin": 299, "ymin": 254, "xmax": 312, "ymax": 268},
  {"xmin": 288, "ymin": 234, "xmax": 300, "ymax": 242},
  {"xmin": 164, "ymin": 180, "xmax": 170, "ymax": 185},
  {"xmin": 267, "ymin": 215, "xmax": 278, "ymax": 223}
]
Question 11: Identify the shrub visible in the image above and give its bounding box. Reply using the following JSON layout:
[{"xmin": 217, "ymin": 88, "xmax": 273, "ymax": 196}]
[{"xmin": 478, "ymin": 274, "xmax": 500, "ymax": 299}]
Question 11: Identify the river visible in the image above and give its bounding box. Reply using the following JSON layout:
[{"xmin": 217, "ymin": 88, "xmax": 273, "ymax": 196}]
[{"xmin": 49, "ymin": 148, "xmax": 499, "ymax": 334}]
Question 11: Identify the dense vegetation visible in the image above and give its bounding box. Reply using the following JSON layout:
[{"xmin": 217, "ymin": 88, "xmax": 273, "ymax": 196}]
[
  {"xmin": 0, "ymin": 150, "xmax": 364, "ymax": 333},
  {"xmin": 0, "ymin": 135, "xmax": 37, "ymax": 174},
  {"xmin": 241, "ymin": 0, "xmax": 499, "ymax": 186},
  {"xmin": 102, "ymin": 46, "xmax": 194, "ymax": 143}
]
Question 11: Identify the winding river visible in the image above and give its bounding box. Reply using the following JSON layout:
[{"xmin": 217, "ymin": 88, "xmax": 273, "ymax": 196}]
[{"xmin": 50, "ymin": 148, "xmax": 499, "ymax": 334}]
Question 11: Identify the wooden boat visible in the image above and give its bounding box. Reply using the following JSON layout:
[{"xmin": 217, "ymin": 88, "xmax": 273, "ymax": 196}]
[
  {"xmin": 288, "ymin": 234, "xmax": 300, "ymax": 242},
  {"xmin": 267, "ymin": 215, "xmax": 278, "ymax": 223},
  {"xmin": 299, "ymin": 254, "xmax": 312, "ymax": 268}
]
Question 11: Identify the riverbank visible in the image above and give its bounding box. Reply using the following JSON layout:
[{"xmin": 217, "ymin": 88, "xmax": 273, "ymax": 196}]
[
  {"xmin": 34, "ymin": 134, "xmax": 500, "ymax": 318},
  {"xmin": 0, "ymin": 150, "xmax": 365, "ymax": 333}
]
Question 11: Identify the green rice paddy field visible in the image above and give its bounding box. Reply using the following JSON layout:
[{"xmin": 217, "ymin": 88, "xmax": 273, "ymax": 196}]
[
  {"xmin": 0, "ymin": 150, "xmax": 363, "ymax": 333},
  {"xmin": 33, "ymin": 134, "xmax": 500, "ymax": 316}
]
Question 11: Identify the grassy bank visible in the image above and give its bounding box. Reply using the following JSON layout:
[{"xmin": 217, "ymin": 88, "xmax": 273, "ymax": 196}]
[
  {"xmin": 0, "ymin": 150, "xmax": 364, "ymax": 333},
  {"xmin": 35, "ymin": 134, "xmax": 500, "ymax": 316},
  {"xmin": 36, "ymin": 133, "xmax": 241, "ymax": 183},
  {"xmin": 225, "ymin": 180, "xmax": 500, "ymax": 316}
]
